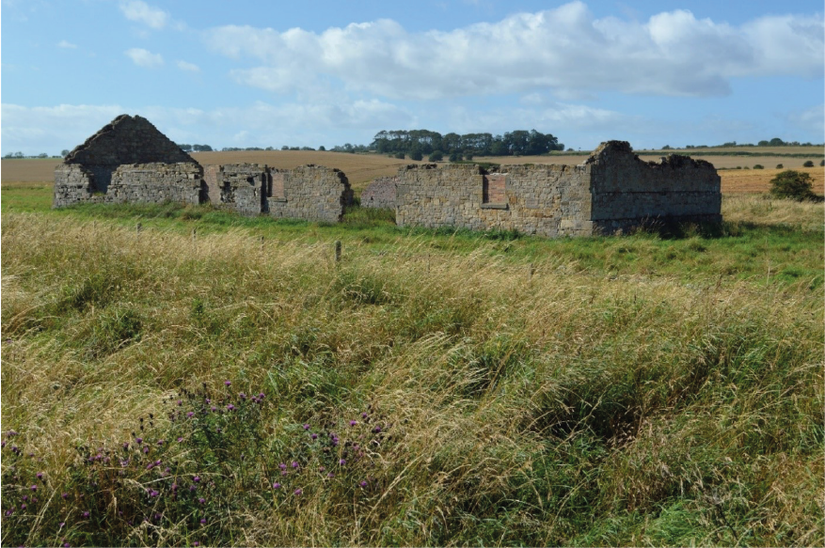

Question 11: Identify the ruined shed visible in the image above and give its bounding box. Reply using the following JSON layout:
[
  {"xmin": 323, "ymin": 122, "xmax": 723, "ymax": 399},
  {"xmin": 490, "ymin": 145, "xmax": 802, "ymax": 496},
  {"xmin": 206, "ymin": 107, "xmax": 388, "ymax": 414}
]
[
  {"xmin": 53, "ymin": 114, "xmax": 204, "ymax": 207},
  {"xmin": 393, "ymin": 141, "xmax": 721, "ymax": 237}
]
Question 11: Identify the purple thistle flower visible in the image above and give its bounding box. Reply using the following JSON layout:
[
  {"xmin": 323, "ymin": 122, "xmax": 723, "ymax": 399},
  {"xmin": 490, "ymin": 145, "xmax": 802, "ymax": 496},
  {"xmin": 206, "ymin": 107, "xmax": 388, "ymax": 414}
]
[
  {"xmin": 198, "ymin": 497, "xmax": 205, "ymax": 504},
  {"xmin": 360, "ymin": 480, "xmax": 368, "ymax": 488},
  {"xmin": 136, "ymin": 437, "xmax": 143, "ymax": 444},
  {"xmin": 30, "ymin": 485, "xmax": 37, "ymax": 491},
  {"xmin": 224, "ymin": 380, "xmax": 231, "ymax": 386},
  {"xmin": 239, "ymin": 393, "xmax": 246, "ymax": 399},
  {"xmin": 291, "ymin": 461, "xmax": 299, "ymax": 468},
  {"xmin": 194, "ymin": 543, "xmax": 200, "ymax": 547},
  {"xmin": 226, "ymin": 404, "xmax": 235, "ymax": 411},
  {"xmin": 339, "ymin": 458, "xmax": 346, "ymax": 466},
  {"xmin": 187, "ymin": 412, "xmax": 194, "ymax": 418},
  {"xmin": 349, "ymin": 420, "xmax": 357, "ymax": 426},
  {"xmin": 21, "ymin": 503, "xmax": 27, "ymax": 510},
  {"xmin": 319, "ymin": 466, "xmax": 325, "ymax": 472},
  {"xmin": 150, "ymin": 490, "xmax": 159, "ymax": 497},
  {"xmin": 279, "ymin": 463, "xmax": 287, "ymax": 470},
  {"xmin": 36, "ymin": 472, "xmax": 43, "ymax": 479},
  {"xmin": 64, "ymin": 543, "xmax": 71, "ymax": 548},
  {"xmin": 143, "ymin": 446, "xmax": 149, "ymax": 454},
  {"xmin": 22, "ymin": 496, "xmax": 28, "ymax": 502},
  {"xmin": 311, "ymin": 433, "xmax": 318, "ymax": 440},
  {"xmin": 177, "ymin": 437, "xmax": 183, "ymax": 442},
  {"xmin": 373, "ymin": 426, "xmax": 382, "ymax": 433},
  {"xmin": 281, "ymin": 470, "xmax": 288, "ymax": 476},
  {"xmin": 157, "ymin": 439, "xmax": 164, "ymax": 446},
  {"xmin": 205, "ymin": 398, "xmax": 211, "ymax": 404},
  {"xmin": 193, "ymin": 475, "xmax": 201, "ymax": 482},
  {"xmin": 1, "ymin": 441, "xmax": 5, "ymax": 448},
  {"xmin": 171, "ymin": 483, "xmax": 178, "ymax": 491},
  {"xmin": 82, "ymin": 511, "xmax": 90, "ymax": 519},
  {"xmin": 258, "ymin": 393, "xmax": 265, "ymax": 399},
  {"xmin": 177, "ymin": 400, "xmax": 182, "ymax": 406},
  {"xmin": 190, "ymin": 485, "xmax": 197, "ymax": 492},
  {"xmin": 62, "ymin": 493, "xmax": 68, "ymax": 499},
  {"xmin": 200, "ymin": 518, "xmax": 207, "ymax": 525},
  {"xmin": 294, "ymin": 488, "xmax": 302, "ymax": 496},
  {"xmin": 211, "ymin": 406, "xmax": 217, "ymax": 412},
  {"xmin": 273, "ymin": 482, "xmax": 281, "ymax": 489},
  {"xmin": 327, "ymin": 472, "xmax": 334, "ymax": 478},
  {"xmin": 303, "ymin": 423, "xmax": 310, "ymax": 430},
  {"xmin": 123, "ymin": 442, "xmax": 129, "ymax": 450}
]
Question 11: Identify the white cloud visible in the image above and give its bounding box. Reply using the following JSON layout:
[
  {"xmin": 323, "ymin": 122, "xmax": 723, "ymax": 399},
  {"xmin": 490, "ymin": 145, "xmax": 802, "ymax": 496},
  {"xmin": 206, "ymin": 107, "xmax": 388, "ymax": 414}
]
[
  {"xmin": 177, "ymin": 60, "xmax": 200, "ymax": 73},
  {"xmin": 787, "ymin": 104, "xmax": 825, "ymax": 136},
  {"xmin": 119, "ymin": 0, "xmax": 169, "ymax": 30},
  {"xmin": 57, "ymin": 40, "xmax": 78, "ymax": 49},
  {"xmin": 125, "ymin": 48, "xmax": 164, "ymax": 68},
  {"xmin": 206, "ymin": 1, "xmax": 823, "ymax": 100}
]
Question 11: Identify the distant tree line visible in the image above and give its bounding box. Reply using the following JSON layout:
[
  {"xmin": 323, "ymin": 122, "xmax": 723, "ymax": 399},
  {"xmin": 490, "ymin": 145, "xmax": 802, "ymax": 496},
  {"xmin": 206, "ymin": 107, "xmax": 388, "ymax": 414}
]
[
  {"xmin": 177, "ymin": 144, "xmax": 214, "ymax": 152},
  {"xmin": 369, "ymin": 129, "xmax": 564, "ymax": 158},
  {"xmin": 2, "ymin": 151, "xmax": 62, "ymax": 159},
  {"xmin": 662, "ymin": 138, "xmax": 822, "ymax": 149}
]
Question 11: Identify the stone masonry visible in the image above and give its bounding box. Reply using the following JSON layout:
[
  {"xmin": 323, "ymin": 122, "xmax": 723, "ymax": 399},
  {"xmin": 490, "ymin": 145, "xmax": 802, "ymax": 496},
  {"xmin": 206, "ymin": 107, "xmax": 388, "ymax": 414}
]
[
  {"xmin": 54, "ymin": 115, "xmax": 353, "ymax": 224},
  {"xmin": 54, "ymin": 114, "xmax": 203, "ymax": 207},
  {"xmin": 204, "ymin": 163, "xmax": 353, "ymax": 222},
  {"xmin": 393, "ymin": 141, "xmax": 720, "ymax": 237},
  {"xmin": 361, "ymin": 176, "xmax": 398, "ymax": 208}
]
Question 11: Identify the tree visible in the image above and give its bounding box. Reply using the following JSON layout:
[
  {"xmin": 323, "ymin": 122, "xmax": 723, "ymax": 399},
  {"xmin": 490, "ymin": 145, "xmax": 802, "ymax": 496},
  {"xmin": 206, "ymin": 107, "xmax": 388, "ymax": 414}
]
[
  {"xmin": 178, "ymin": 144, "xmax": 193, "ymax": 152},
  {"xmin": 753, "ymin": 164, "xmax": 764, "ymax": 169},
  {"xmin": 410, "ymin": 150, "xmax": 423, "ymax": 161},
  {"xmin": 803, "ymin": 160, "xmax": 814, "ymax": 167},
  {"xmin": 318, "ymin": 146, "xmax": 326, "ymax": 151},
  {"xmin": 776, "ymin": 164, "xmax": 783, "ymax": 169},
  {"xmin": 428, "ymin": 150, "xmax": 443, "ymax": 162},
  {"xmin": 768, "ymin": 137, "xmax": 785, "ymax": 146},
  {"xmin": 448, "ymin": 152, "xmax": 460, "ymax": 162},
  {"xmin": 61, "ymin": 149, "xmax": 71, "ymax": 157},
  {"xmin": 395, "ymin": 152, "xmax": 406, "ymax": 159},
  {"xmin": 769, "ymin": 170, "xmax": 818, "ymax": 201}
]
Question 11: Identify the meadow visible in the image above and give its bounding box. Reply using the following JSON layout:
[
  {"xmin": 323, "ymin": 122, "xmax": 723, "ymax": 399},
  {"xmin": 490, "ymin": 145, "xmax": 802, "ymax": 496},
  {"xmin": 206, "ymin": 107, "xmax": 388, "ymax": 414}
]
[{"xmin": 1, "ymin": 151, "xmax": 823, "ymax": 546}]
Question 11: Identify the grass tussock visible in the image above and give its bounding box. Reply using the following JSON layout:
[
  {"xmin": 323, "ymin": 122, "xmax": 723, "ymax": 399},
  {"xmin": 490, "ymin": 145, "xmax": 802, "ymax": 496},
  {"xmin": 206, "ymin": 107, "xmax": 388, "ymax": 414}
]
[{"xmin": 2, "ymin": 208, "xmax": 823, "ymax": 546}]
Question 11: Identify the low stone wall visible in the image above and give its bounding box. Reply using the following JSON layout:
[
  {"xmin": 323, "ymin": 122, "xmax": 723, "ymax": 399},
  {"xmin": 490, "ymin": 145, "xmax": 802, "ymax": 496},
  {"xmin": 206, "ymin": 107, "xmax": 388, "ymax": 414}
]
[
  {"xmin": 395, "ymin": 163, "xmax": 594, "ymax": 237},
  {"xmin": 361, "ymin": 177, "xmax": 398, "ymax": 208},
  {"xmin": 54, "ymin": 164, "xmax": 106, "ymax": 207},
  {"xmin": 105, "ymin": 163, "xmax": 204, "ymax": 206},
  {"xmin": 394, "ymin": 141, "xmax": 721, "ymax": 237},
  {"xmin": 268, "ymin": 165, "xmax": 353, "ymax": 223},
  {"xmin": 586, "ymin": 141, "xmax": 721, "ymax": 233},
  {"xmin": 54, "ymin": 162, "xmax": 203, "ymax": 207},
  {"xmin": 203, "ymin": 164, "xmax": 268, "ymax": 216}
]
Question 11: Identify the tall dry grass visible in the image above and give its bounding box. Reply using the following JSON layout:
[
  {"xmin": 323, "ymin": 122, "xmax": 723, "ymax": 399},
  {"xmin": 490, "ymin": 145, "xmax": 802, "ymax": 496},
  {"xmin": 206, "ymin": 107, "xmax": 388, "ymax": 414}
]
[{"xmin": 2, "ymin": 210, "xmax": 823, "ymax": 546}]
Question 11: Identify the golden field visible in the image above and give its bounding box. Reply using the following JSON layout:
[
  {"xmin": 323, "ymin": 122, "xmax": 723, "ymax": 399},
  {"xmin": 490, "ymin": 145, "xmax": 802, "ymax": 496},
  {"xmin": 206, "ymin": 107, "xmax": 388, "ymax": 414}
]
[{"xmin": 3, "ymin": 150, "xmax": 822, "ymax": 195}]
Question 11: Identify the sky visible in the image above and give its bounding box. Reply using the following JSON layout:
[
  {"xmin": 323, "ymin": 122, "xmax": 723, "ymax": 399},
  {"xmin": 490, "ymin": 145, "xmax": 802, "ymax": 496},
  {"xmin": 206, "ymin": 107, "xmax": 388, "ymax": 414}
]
[{"xmin": 1, "ymin": 0, "xmax": 823, "ymax": 155}]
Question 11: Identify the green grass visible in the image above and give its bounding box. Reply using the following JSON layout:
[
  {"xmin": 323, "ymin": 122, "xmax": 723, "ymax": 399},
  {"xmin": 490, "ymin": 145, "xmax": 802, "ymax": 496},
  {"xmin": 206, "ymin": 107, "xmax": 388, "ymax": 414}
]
[{"xmin": 2, "ymin": 186, "xmax": 823, "ymax": 546}]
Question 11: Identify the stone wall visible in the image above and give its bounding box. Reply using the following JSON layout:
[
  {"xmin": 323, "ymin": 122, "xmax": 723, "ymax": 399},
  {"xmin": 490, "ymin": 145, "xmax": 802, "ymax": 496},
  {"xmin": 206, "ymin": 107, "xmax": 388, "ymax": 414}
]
[
  {"xmin": 586, "ymin": 141, "xmax": 721, "ymax": 233},
  {"xmin": 394, "ymin": 141, "xmax": 721, "ymax": 236},
  {"xmin": 361, "ymin": 176, "xmax": 398, "ymax": 208},
  {"xmin": 268, "ymin": 165, "xmax": 353, "ymax": 223},
  {"xmin": 395, "ymin": 163, "xmax": 594, "ymax": 237},
  {"xmin": 201, "ymin": 163, "xmax": 353, "ymax": 222},
  {"xmin": 105, "ymin": 163, "xmax": 203, "ymax": 206}
]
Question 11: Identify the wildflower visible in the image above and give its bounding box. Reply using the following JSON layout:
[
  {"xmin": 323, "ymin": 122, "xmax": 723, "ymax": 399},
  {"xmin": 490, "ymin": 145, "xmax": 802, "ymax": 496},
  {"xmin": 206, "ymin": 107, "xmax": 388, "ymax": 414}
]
[
  {"xmin": 327, "ymin": 472, "xmax": 334, "ymax": 478},
  {"xmin": 21, "ymin": 503, "xmax": 27, "ymax": 509},
  {"xmin": 362, "ymin": 412, "xmax": 368, "ymax": 419},
  {"xmin": 172, "ymin": 483, "xmax": 178, "ymax": 492},
  {"xmin": 82, "ymin": 511, "xmax": 90, "ymax": 519},
  {"xmin": 239, "ymin": 393, "xmax": 246, "ymax": 400},
  {"xmin": 311, "ymin": 433, "xmax": 318, "ymax": 440},
  {"xmin": 62, "ymin": 493, "xmax": 68, "ymax": 499},
  {"xmin": 190, "ymin": 485, "xmax": 197, "ymax": 492},
  {"xmin": 279, "ymin": 463, "xmax": 287, "ymax": 470},
  {"xmin": 136, "ymin": 437, "xmax": 143, "ymax": 444},
  {"xmin": 281, "ymin": 470, "xmax": 287, "ymax": 476},
  {"xmin": 194, "ymin": 543, "xmax": 200, "ymax": 547},
  {"xmin": 211, "ymin": 406, "xmax": 217, "ymax": 412},
  {"xmin": 373, "ymin": 426, "xmax": 382, "ymax": 433},
  {"xmin": 193, "ymin": 475, "xmax": 201, "ymax": 482},
  {"xmin": 226, "ymin": 404, "xmax": 235, "ymax": 411},
  {"xmin": 319, "ymin": 466, "xmax": 325, "ymax": 472},
  {"xmin": 291, "ymin": 461, "xmax": 299, "ymax": 468},
  {"xmin": 258, "ymin": 393, "xmax": 265, "ymax": 399},
  {"xmin": 177, "ymin": 400, "xmax": 182, "ymax": 406},
  {"xmin": 349, "ymin": 420, "xmax": 357, "ymax": 427},
  {"xmin": 294, "ymin": 488, "xmax": 302, "ymax": 496},
  {"xmin": 200, "ymin": 518, "xmax": 207, "ymax": 525},
  {"xmin": 64, "ymin": 543, "xmax": 71, "ymax": 548},
  {"xmin": 122, "ymin": 442, "xmax": 129, "ymax": 450},
  {"xmin": 273, "ymin": 482, "xmax": 281, "ymax": 489},
  {"xmin": 224, "ymin": 380, "xmax": 231, "ymax": 387},
  {"xmin": 187, "ymin": 412, "xmax": 194, "ymax": 418},
  {"xmin": 177, "ymin": 437, "xmax": 183, "ymax": 443},
  {"xmin": 30, "ymin": 485, "xmax": 37, "ymax": 491},
  {"xmin": 157, "ymin": 440, "xmax": 164, "ymax": 446},
  {"xmin": 143, "ymin": 447, "xmax": 149, "ymax": 454},
  {"xmin": 339, "ymin": 459, "xmax": 346, "ymax": 466},
  {"xmin": 22, "ymin": 496, "xmax": 28, "ymax": 502},
  {"xmin": 59, "ymin": 522, "xmax": 65, "ymax": 529},
  {"xmin": 36, "ymin": 472, "xmax": 43, "ymax": 479},
  {"xmin": 303, "ymin": 424, "xmax": 310, "ymax": 430},
  {"xmin": 198, "ymin": 497, "xmax": 205, "ymax": 504},
  {"xmin": 360, "ymin": 480, "xmax": 368, "ymax": 488}
]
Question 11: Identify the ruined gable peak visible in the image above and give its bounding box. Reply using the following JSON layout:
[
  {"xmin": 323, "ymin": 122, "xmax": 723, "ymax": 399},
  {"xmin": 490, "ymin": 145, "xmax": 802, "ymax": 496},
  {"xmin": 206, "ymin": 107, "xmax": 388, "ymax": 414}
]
[{"xmin": 63, "ymin": 114, "xmax": 197, "ymax": 166}]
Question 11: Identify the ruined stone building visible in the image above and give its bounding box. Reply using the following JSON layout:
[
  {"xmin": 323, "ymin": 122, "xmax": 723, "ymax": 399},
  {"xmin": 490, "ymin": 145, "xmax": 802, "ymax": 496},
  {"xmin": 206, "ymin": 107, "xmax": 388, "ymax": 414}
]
[
  {"xmin": 54, "ymin": 115, "xmax": 205, "ymax": 208},
  {"xmin": 54, "ymin": 117, "xmax": 720, "ymax": 236},
  {"xmin": 365, "ymin": 141, "xmax": 721, "ymax": 236},
  {"xmin": 54, "ymin": 115, "xmax": 353, "ymax": 222}
]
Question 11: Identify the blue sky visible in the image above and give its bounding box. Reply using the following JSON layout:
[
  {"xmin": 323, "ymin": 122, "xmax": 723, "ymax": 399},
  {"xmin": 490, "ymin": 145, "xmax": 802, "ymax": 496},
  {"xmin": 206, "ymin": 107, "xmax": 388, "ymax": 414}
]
[{"xmin": 1, "ymin": 0, "xmax": 823, "ymax": 155}]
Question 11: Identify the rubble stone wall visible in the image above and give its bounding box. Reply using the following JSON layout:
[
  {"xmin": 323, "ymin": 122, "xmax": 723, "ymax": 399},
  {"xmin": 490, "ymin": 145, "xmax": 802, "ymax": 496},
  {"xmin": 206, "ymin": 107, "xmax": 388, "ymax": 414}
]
[
  {"xmin": 105, "ymin": 163, "xmax": 204, "ymax": 206},
  {"xmin": 395, "ymin": 163, "xmax": 594, "ymax": 237},
  {"xmin": 268, "ymin": 165, "xmax": 353, "ymax": 223},
  {"xmin": 394, "ymin": 141, "xmax": 721, "ymax": 236},
  {"xmin": 361, "ymin": 177, "xmax": 398, "ymax": 208},
  {"xmin": 585, "ymin": 141, "xmax": 722, "ymax": 233}
]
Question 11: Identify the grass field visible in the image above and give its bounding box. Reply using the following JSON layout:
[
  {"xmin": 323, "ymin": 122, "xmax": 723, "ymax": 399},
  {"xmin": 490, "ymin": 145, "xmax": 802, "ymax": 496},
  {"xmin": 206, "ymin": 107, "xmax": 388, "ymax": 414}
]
[{"xmin": 2, "ymin": 150, "xmax": 824, "ymax": 546}]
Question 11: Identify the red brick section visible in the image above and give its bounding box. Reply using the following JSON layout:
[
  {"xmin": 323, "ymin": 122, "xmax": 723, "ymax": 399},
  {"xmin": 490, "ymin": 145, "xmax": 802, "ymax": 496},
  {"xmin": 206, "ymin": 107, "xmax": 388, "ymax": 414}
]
[{"xmin": 484, "ymin": 174, "xmax": 506, "ymax": 204}]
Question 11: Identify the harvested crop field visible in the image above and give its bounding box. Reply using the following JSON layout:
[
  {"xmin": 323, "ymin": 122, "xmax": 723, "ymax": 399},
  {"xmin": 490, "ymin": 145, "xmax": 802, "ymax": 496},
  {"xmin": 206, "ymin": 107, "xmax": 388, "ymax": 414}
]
[{"xmin": 4, "ymin": 150, "xmax": 822, "ymax": 196}]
